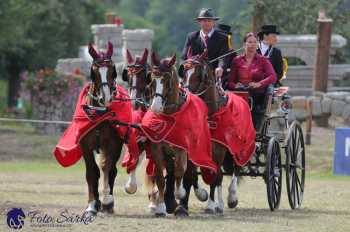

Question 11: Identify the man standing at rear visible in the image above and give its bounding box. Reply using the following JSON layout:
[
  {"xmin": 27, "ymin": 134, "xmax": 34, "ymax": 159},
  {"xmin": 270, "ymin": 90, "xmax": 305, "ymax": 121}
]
[{"xmin": 182, "ymin": 8, "xmax": 229, "ymax": 79}]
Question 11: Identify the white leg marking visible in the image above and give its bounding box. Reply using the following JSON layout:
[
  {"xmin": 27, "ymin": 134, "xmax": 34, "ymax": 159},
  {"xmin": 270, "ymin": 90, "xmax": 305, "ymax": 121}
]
[
  {"xmin": 228, "ymin": 174, "xmax": 238, "ymax": 203},
  {"xmin": 155, "ymin": 202, "xmax": 166, "ymax": 216},
  {"xmin": 175, "ymin": 179, "xmax": 186, "ymax": 200},
  {"xmin": 206, "ymin": 199, "xmax": 217, "ymax": 213},
  {"xmin": 125, "ymin": 170, "xmax": 137, "ymax": 194},
  {"xmin": 86, "ymin": 200, "xmax": 98, "ymax": 213},
  {"xmin": 217, "ymin": 186, "xmax": 224, "ymax": 212},
  {"xmin": 194, "ymin": 185, "xmax": 208, "ymax": 202},
  {"xmin": 102, "ymin": 171, "xmax": 114, "ymax": 205}
]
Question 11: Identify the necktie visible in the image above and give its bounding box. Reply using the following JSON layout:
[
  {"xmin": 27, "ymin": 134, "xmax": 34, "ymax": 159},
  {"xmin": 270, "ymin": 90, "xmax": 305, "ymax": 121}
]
[{"xmin": 204, "ymin": 35, "xmax": 209, "ymax": 48}]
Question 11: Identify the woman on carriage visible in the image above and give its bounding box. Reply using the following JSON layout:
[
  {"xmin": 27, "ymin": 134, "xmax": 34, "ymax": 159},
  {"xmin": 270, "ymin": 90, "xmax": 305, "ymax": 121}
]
[{"xmin": 224, "ymin": 32, "xmax": 277, "ymax": 130}]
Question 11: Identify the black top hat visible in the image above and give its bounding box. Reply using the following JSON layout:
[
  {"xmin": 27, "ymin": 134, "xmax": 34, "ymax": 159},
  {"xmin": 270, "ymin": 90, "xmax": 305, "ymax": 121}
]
[
  {"xmin": 217, "ymin": 24, "xmax": 232, "ymax": 34},
  {"xmin": 195, "ymin": 8, "xmax": 220, "ymax": 21},
  {"xmin": 257, "ymin": 25, "xmax": 280, "ymax": 38}
]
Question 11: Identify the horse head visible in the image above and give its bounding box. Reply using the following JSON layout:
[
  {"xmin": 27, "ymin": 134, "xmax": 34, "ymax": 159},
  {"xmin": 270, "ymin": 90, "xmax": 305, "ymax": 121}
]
[
  {"xmin": 178, "ymin": 49, "xmax": 214, "ymax": 95},
  {"xmin": 122, "ymin": 48, "xmax": 151, "ymax": 110},
  {"xmin": 88, "ymin": 42, "xmax": 117, "ymax": 106},
  {"xmin": 149, "ymin": 51, "xmax": 177, "ymax": 113}
]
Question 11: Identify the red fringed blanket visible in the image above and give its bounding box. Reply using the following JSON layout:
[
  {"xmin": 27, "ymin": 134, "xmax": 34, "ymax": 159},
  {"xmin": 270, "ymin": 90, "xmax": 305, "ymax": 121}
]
[
  {"xmin": 209, "ymin": 92, "xmax": 256, "ymax": 167},
  {"xmin": 140, "ymin": 93, "xmax": 217, "ymax": 185},
  {"xmin": 53, "ymin": 84, "xmax": 139, "ymax": 167},
  {"xmin": 121, "ymin": 109, "xmax": 155, "ymax": 175}
]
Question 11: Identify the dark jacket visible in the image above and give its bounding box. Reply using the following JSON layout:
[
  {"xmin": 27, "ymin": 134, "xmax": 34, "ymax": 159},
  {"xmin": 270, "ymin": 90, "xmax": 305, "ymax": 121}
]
[
  {"xmin": 257, "ymin": 46, "xmax": 283, "ymax": 82},
  {"xmin": 182, "ymin": 29, "xmax": 229, "ymax": 70}
]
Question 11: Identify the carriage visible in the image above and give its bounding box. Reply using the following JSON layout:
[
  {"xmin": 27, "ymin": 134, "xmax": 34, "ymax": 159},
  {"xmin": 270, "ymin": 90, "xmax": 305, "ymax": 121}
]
[{"xmin": 231, "ymin": 85, "xmax": 306, "ymax": 211}]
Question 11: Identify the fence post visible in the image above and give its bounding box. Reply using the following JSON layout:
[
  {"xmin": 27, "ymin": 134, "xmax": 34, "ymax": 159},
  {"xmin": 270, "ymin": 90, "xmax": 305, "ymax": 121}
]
[{"xmin": 312, "ymin": 10, "xmax": 332, "ymax": 127}]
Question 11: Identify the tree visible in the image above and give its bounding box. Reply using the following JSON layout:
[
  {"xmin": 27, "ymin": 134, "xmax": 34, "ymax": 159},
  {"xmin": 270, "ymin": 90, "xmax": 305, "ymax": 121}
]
[{"xmin": 0, "ymin": 0, "xmax": 105, "ymax": 108}]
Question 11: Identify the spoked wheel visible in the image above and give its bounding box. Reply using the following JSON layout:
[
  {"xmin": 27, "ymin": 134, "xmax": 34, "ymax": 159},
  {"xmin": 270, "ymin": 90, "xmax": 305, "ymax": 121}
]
[
  {"xmin": 285, "ymin": 121, "xmax": 306, "ymax": 209},
  {"xmin": 266, "ymin": 137, "xmax": 282, "ymax": 211}
]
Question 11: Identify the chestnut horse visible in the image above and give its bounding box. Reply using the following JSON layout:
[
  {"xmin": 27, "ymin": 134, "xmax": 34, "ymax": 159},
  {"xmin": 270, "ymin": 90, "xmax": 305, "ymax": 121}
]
[
  {"xmin": 80, "ymin": 42, "xmax": 123, "ymax": 216},
  {"xmin": 121, "ymin": 48, "xmax": 159, "ymax": 213},
  {"xmin": 178, "ymin": 52, "xmax": 241, "ymax": 213},
  {"xmin": 146, "ymin": 52, "xmax": 189, "ymax": 216}
]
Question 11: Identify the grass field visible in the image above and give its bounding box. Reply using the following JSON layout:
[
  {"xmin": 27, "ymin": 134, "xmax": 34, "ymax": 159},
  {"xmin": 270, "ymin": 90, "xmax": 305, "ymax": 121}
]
[{"xmin": 0, "ymin": 122, "xmax": 349, "ymax": 232}]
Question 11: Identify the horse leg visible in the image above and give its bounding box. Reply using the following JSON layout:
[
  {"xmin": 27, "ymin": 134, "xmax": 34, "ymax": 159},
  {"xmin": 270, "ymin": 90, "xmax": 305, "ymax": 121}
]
[
  {"xmin": 99, "ymin": 126, "xmax": 123, "ymax": 213},
  {"xmin": 206, "ymin": 182, "xmax": 217, "ymax": 214},
  {"xmin": 175, "ymin": 160, "xmax": 194, "ymax": 217},
  {"xmin": 174, "ymin": 149, "xmax": 187, "ymax": 201},
  {"xmin": 215, "ymin": 170, "xmax": 224, "ymax": 213},
  {"xmin": 192, "ymin": 166, "xmax": 208, "ymax": 202},
  {"xmin": 228, "ymin": 167, "xmax": 240, "ymax": 209},
  {"xmin": 164, "ymin": 156, "xmax": 177, "ymax": 214},
  {"xmin": 124, "ymin": 143, "xmax": 145, "ymax": 194},
  {"xmin": 82, "ymin": 148, "xmax": 101, "ymax": 216},
  {"xmin": 145, "ymin": 174, "xmax": 158, "ymax": 213},
  {"xmin": 151, "ymin": 143, "xmax": 166, "ymax": 216},
  {"xmin": 206, "ymin": 144, "xmax": 226, "ymax": 214},
  {"xmin": 125, "ymin": 169, "xmax": 137, "ymax": 194}
]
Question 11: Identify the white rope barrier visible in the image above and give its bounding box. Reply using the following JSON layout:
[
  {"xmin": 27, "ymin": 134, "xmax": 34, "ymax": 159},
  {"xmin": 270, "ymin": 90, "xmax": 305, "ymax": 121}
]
[{"xmin": 0, "ymin": 118, "xmax": 70, "ymax": 125}]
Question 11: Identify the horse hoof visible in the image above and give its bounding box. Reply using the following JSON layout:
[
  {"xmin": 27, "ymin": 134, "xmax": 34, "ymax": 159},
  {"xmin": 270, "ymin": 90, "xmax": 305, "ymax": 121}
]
[
  {"xmin": 175, "ymin": 187, "xmax": 186, "ymax": 200},
  {"xmin": 228, "ymin": 200, "xmax": 238, "ymax": 209},
  {"xmin": 165, "ymin": 198, "xmax": 178, "ymax": 214},
  {"xmin": 101, "ymin": 202, "xmax": 114, "ymax": 214},
  {"xmin": 85, "ymin": 210, "xmax": 97, "ymax": 218},
  {"xmin": 155, "ymin": 212, "xmax": 166, "ymax": 217},
  {"xmin": 204, "ymin": 208, "xmax": 216, "ymax": 214},
  {"xmin": 174, "ymin": 206, "xmax": 189, "ymax": 217},
  {"xmin": 155, "ymin": 202, "xmax": 166, "ymax": 217},
  {"xmin": 124, "ymin": 184, "xmax": 137, "ymax": 194},
  {"xmin": 215, "ymin": 207, "xmax": 224, "ymax": 214},
  {"xmin": 148, "ymin": 202, "xmax": 157, "ymax": 214},
  {"xmin": 194, "ymin": 188, "xmax": 208, "ymax": 202}
]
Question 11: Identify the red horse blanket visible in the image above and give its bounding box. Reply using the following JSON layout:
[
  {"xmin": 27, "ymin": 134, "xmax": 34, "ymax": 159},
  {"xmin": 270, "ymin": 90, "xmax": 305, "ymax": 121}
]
[
  {"xmin": 140, "ymin": 93, "xmax": 217, "ymax": 185},
  {"xmin": 121, "ymin": 109, "xmax": 155, "ymax": 175},
  {"xmin": 53, "ymin": 84, "xmax": 139, "ymax": 167},
  {"xmin": 209, "ymin": 92, "xmax": 256, "ymax": 167}
]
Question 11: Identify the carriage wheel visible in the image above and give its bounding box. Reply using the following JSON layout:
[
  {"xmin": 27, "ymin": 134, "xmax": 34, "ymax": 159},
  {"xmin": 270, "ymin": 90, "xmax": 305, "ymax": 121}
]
[
  {"xmin": 285, "ymin": 121, "xmax": 305, "ymax": 209},
  {"xmin": 266, "ymin": 137, "xmax": 282, "ymax": 211}
]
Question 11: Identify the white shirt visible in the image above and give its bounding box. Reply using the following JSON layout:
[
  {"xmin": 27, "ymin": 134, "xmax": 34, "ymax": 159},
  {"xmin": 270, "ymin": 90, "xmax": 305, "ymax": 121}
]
[
  {"xmin": 260, "ymin": 41, "xmax": 270, "ymax": 56},
  {"xmin": 200, "ymin": 28, "xmax": 215, "ymax": 47}
]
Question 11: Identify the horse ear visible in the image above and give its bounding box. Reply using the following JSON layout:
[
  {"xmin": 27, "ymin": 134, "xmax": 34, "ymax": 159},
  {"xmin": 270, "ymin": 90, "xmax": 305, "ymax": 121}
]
[
  {"xmin": 151, "ymin": 51, "xmax": 160, "ymax": 66},
  {"xmin": 88, "ymin": 43, "xmax": 100, "ymax": 60},
  {"xmin": 106, "ymin": 42, "xmax": 113, "ymax": 58},
  {"xmin": 126, "ymin": 49, "xmax": 134, "ymax": 64},
  {"xmin": 122, "ymin": 69, "xmax": 128, "ymax": 82},
  {"xmin": 178, "ymin": 64, "xmax": 185, "ymax": 78},
  {"xmin": 140, "ymin": 48, "xmax": 149, "ymax": 65},
  {"xmin": 167, "ymin": 53, "xmax": 176, "ymax": 67}
]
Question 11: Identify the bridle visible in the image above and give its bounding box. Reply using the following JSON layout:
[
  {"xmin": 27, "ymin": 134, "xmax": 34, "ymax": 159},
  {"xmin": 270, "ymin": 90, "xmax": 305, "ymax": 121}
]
[
  {"xmin": 127, "ymin": 64, "xmax": 151, "ymax": 108},
  {"xmin": 182, "ymin": 60, "xmax": 213, "ymax": 96},
  {"xmin": 182, "ymin": 59, "xmax": 227, "ymax": 106},
  {"xmin": 88, "ymin": 59, "xmax": 117, "ymax": 107},
  {"xmin": 150, "ymin": 66, "xmax": 186, "ymax": 111}
]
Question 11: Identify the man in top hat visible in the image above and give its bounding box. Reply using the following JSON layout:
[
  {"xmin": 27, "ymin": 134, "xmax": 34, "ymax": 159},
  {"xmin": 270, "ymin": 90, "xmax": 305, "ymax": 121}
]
[
  {"xmin": 182, "ymin": 8, "xmax": 229, "ymax": 79},
  {"xmin": 257, "ymin": 25, "xmax": 284, "ymax": 86}
]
